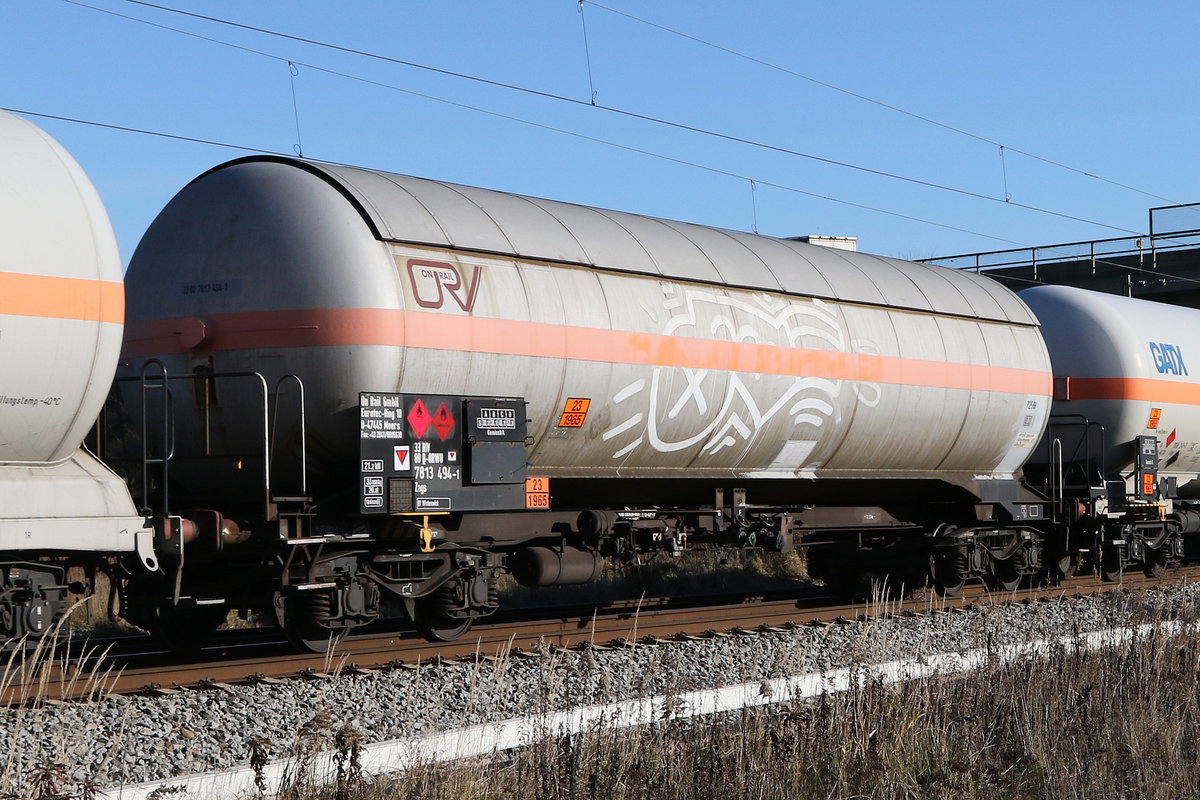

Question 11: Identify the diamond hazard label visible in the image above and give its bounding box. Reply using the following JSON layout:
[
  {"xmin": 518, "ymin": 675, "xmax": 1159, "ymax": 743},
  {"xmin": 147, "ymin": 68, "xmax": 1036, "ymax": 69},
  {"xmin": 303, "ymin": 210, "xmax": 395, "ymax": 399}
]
[
  {"xmin": 407, "ymin": 399, "xmax": 431, "ymax": 438},
  {"xmin": 360, "ymin": 391, "xmax": 473, "ymax": 517},
  {"xmin": 393, "ymin": 445, "xmax": 411, "ymax": 471},
  {"xmin": 433, "ymin": 402, "xmax": 455, "ymax": 441}
]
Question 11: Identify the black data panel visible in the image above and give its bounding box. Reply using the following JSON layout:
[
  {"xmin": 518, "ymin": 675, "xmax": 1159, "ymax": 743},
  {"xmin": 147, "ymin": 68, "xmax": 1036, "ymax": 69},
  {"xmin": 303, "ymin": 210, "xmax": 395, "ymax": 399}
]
[
  {"xmin": 1136, "ymin": 434, "xmax": 1158, "ymax": 501},
  {"xmin": 358, "ymin": 393, "xmax": 529, "ymax": 514},
  {"xmin": 464, "ymin": 398, "xmax": 528, "ymax": 484}
]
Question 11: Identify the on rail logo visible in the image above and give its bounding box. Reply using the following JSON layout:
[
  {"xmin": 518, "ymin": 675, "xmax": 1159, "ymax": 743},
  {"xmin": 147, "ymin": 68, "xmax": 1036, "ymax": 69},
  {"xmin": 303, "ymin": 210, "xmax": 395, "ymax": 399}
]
[{"xmin": 402, "ymin": 257, "xmax": 483, "ymax": 312}]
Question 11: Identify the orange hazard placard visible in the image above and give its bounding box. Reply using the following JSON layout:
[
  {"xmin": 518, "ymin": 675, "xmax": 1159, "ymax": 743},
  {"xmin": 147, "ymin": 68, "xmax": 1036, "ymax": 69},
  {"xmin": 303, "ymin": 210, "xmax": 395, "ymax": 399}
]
[
  {"xmin": 558, "ymin": 398, "xmax": 591, "ymax": 428},
  {"xmin": 1147, "ymin": 408, "xmax": 1162, "ymax": 429},
  {"xmin": 525, "ymin": 477, "xmax": 551, "ymax": 509}
]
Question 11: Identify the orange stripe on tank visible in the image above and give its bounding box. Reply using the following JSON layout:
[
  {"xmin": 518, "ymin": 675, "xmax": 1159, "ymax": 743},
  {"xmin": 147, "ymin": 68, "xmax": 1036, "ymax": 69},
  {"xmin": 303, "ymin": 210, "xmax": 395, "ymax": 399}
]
[
  {"xmin": 1064, "ymin": 377, "xmax": 1200, "ymax": 404},
  {"xmin": 123, "ymin": 308, "xmax": 1052, "ymax": 396},
  {"xmin": 0, "ymin": 272, "xmax": 124, "ymax": 324}
]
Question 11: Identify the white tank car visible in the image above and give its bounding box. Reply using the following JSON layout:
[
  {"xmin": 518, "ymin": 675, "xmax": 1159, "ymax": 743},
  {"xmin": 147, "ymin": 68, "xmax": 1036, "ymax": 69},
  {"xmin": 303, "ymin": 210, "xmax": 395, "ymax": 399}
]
[
  {"xmin": 1021, "ymin": 285, "xmax": 1200, "ymax": 495},
  {"xmin": 122, "ymin": 157, "xmax": 1051, "ymax": 506},
  {"xmin": 0, "ymin": 110, "xmax": 152, "ymax": 565}
]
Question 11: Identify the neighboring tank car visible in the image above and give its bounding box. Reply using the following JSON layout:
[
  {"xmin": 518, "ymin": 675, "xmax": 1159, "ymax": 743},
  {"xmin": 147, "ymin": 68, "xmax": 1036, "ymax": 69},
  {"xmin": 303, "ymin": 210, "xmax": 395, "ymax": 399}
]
[
  {"xmin": 0, "ymin": 110, "xmax": 154, "ymax": 640},
  {"xmin": 1021, "ymin": 285, "xmax": 1200, "ymax": 578}
]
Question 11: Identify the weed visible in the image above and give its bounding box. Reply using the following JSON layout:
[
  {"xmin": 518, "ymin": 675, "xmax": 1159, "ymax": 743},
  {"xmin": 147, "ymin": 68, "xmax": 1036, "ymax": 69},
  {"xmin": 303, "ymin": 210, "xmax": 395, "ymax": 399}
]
[
  {"xmin": 248, "ymin": 736, "xmax": 272, "ymax": 798},
  {"xmin": 344, "ymin": 614, "xmax": 1200, "ymax": 800},
  {"xmin": 278, "ymin": 707, "xmax": 334, "ymax": 800},
  {"xmin": 333, "ymin": 724, "xmax": 365, "ymax": 800},
  {"xmin": 25, "ymin": 763, "xmax": 70, "ymax": 800}
]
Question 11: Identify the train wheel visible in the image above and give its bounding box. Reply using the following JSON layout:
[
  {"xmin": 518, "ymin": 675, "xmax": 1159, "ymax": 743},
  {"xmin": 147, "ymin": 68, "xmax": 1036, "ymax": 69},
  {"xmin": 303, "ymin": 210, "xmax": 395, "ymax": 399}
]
[
  {"xmin": 273, "ymin": 591, "xmax": 348, "ymax": 654},
  {"xmin": 1143, "ymin": 547, "xmax": 1167, "ymax": 579},
  {"xmin": 151, "ymin": 603, "xmax": 227, "ymax": 655},
  {"xmin": 931, "ymin": 548, "xmax": 968, "ymax": 598},
  {"xmin": 993, "ymin": 557, "xmax": 1021, "ymax": 592},
  {"xmin": 287, "ymin": 625, "xmax": 348, "ymax": 654},
  {"xmin": 1100, "ymin": 546, "xmax": 1124, "ymax": 583},
  {"xmin": 1053, "ymin": 554, "xmax": 1076, "ymax": 581},
  {"xmin": 408, "ymin": 581, "xmax": 476, "ymax": 642},
  {"xmin": 1047, "ymin": 529, "xmax": 1076, "ymax": 582}
]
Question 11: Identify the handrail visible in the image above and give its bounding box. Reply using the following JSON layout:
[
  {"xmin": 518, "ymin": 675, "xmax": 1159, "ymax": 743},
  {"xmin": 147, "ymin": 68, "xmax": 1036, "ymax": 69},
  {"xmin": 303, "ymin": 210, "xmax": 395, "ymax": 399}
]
[
  {"xmin": 271, "ymin": 374, "xmax": 308, "ymax": 497},
  {"xmin": 1041, "ymin": 414, "xmax": 1107, "ymax": 488},
  {"xmin": 115, "ymin": 369, "xmax": 305, "ymax": 519},
  {"xmin": 921, "ymin": 229, "xmax": 1200, "ymax": 279},
  {"xmin": 138, "ymin": 359, "xmax": 171, "ymax": 517}
]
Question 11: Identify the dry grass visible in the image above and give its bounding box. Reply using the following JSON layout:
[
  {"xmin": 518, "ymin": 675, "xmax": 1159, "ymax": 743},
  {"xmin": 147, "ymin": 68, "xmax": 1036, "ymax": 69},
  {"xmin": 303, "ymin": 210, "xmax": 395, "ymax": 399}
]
[
  {"xmin": 0, "ymin": 603, "xmax": 125, "ymax": 800},
  {"xmin": 2, "ymin": 579, "xmax": 1199, "ymax": 799},
  {"xmin": 306, "ymin": 621, "xmax": 1200, "ymax": 800}
]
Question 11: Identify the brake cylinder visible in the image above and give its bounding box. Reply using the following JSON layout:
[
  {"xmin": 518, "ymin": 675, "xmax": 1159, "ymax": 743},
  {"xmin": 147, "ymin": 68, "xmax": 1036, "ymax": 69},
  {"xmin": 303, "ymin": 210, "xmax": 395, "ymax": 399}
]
[{"xmin": 509, "ymin": 546, "xmax": 603, "ymax": 587}]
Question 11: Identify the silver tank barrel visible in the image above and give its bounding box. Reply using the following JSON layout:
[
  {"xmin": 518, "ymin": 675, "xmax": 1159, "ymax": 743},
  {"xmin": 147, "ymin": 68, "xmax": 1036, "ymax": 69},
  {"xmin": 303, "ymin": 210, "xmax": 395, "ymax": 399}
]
[{"xmin": 123, "ymin": 157, "xmax": 1053, "ymax": 500}]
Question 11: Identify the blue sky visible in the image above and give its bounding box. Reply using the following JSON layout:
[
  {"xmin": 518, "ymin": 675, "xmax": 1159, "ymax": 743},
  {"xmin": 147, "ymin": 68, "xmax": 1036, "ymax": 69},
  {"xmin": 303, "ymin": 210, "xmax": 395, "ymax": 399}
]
[{"xmin": 4, "ymin": 1, "xmax": 1198, "ymax": 265}]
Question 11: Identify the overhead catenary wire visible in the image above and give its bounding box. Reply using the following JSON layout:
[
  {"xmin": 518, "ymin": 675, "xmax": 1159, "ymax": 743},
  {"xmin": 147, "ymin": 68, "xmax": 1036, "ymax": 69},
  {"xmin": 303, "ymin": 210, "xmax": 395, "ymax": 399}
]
[
  {"xmin": 86, "ymin": 0, "xmax": 1144, "ymax": 237},
  {"xmin": 582, "ymin": 0, "xmax": 1181, "ymax": 206},
  {"xmin": 11, "ymin": 104, "xmax": 1200, "ymax": 290},
  {"xmin": 45, "ymin": 0, "xmax": 1032, "ymax": 245},
  {"xmin": 0, "ymin": 91, "xmax": 1021, "ymax": 247}
]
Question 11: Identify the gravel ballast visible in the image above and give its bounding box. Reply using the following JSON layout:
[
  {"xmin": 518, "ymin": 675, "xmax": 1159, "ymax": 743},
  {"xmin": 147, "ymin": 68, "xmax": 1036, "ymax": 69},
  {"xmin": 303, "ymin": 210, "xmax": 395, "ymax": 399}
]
[{"xmin": 5, "ymin": 582, "xmax": 1200, "ymax": 790}]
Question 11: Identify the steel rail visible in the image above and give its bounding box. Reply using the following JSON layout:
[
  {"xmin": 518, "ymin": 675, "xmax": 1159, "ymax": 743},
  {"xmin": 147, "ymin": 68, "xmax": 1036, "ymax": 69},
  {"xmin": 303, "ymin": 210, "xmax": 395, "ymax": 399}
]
[{"xmin": 5, "ymin": 567, "xmax": 1198, "ymax": 705}]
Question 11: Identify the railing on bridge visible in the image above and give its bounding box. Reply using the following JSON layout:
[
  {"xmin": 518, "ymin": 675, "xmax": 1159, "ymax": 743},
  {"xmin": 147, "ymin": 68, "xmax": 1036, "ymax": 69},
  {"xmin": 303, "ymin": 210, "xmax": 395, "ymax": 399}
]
[{"xmin": 920, "ymin": 202, "xmax": 1200, "ymax": 285}]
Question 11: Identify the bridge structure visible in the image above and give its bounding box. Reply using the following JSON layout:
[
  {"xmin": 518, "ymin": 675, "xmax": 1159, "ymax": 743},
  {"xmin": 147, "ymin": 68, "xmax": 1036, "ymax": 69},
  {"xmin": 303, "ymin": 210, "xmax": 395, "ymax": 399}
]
[{"xmin": 922, "ymin": 203, "xmax": 1200, "ymax": 308}]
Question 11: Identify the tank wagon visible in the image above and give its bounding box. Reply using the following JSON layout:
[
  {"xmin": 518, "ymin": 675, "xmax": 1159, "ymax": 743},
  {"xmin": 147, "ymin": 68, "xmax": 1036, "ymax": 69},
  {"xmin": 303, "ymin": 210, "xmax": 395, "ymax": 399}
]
[
  {"xmin": 4, "ymin": 127, "xmax": 1199, "ymax": 651},
  {"xmin": 117, "ymin": 156, "xmax": 1063, "ymax": 647},
  {"xmin": 0, "ymin": 110, "xmax": 155, "ymax": 641},
  {"xmin": 1020, "ymin": 286, "xmax": 1200, "ymax": 579}
]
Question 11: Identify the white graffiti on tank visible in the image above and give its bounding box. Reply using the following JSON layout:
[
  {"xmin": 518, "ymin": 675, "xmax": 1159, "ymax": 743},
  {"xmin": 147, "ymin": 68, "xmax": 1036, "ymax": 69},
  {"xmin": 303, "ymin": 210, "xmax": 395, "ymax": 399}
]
[{"xmin": 602, "ymin": 286, "xmax": 880, "ymax": 463}]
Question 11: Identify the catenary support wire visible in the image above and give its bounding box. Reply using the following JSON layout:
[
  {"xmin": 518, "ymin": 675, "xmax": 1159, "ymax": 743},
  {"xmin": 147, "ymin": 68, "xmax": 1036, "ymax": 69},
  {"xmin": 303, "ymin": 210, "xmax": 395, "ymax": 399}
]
[
  {"xmin": 749, "ymin": 179, "xmax": 759, "ymax": 234},
  {"xmin": 584, "ymin": 0, "xmax": 1180, "ymax": 205},
  {"xmin": 578, "ymin": 0, "xmax": 598, "ymax": 104},
  {"xmin": 1000, "ymin": 145, "xmax": 1011, "ymax": 202},
  {"xmin": 9, "ymin": 103, "xmax": 1200, "ymax": 289},
  {"xmin": 87, "ymin": 0, "xmax": 1142, "ymax": 236},
  {"xmin": 288, "ymin": 61, "xmax": 304, "ymax": 157}
]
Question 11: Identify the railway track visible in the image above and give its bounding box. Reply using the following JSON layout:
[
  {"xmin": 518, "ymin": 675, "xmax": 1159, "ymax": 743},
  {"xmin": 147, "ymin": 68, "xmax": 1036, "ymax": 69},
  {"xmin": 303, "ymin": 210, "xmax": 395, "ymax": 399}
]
[{"xmin": 7, "ymin": 567, "xmax": 1199, "ymax": 706}]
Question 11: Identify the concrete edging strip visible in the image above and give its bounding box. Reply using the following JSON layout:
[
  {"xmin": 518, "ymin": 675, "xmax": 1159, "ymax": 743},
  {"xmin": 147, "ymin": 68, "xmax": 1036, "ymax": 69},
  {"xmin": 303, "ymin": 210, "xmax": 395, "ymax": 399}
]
[{"xmin": 109, "ymin": 621, "xmax": 1180, "ymax": 799}]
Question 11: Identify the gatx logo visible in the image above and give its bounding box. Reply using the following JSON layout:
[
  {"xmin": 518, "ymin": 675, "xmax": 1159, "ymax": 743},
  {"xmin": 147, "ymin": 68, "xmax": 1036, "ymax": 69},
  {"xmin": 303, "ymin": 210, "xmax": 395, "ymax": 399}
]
[
  {"xmin": 1150, "ymin": 342, "xmax": 1188, "ymax": 376},
  {"xmin": 401, "ymin": 258, "xmax": 482, "ymax": 312}
]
